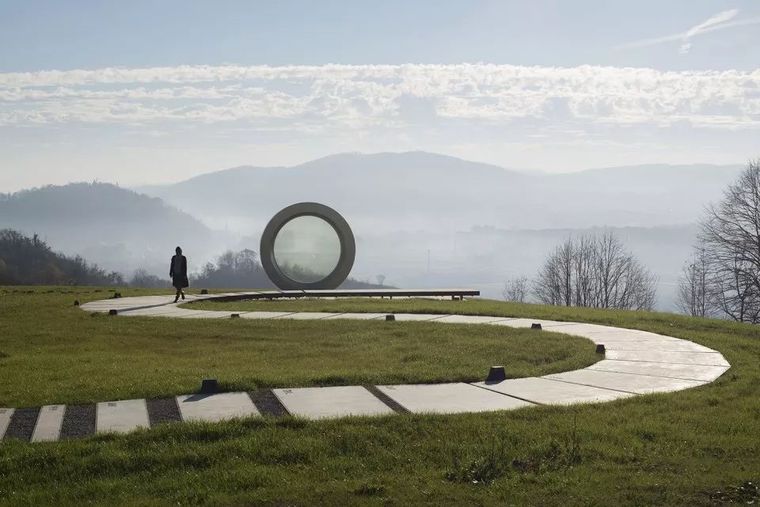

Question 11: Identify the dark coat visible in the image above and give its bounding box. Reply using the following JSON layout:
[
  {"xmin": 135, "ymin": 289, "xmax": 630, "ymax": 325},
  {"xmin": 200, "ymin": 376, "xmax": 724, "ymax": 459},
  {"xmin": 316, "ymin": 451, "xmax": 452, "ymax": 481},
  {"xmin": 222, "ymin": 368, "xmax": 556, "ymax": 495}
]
[{"xmin": 170, "ymin": 254, "xmax": 189, "ymax": 289}]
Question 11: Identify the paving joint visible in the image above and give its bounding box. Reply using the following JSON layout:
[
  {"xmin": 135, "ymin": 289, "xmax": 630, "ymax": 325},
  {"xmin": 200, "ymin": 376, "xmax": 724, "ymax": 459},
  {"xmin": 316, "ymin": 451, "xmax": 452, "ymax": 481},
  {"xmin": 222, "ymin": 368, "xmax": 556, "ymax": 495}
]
[
  {"xmin": 364, "ymin": 385, "xmax": 411, "ymax": 413},
  {"xmin": 468, "ymin": 382, "xmax": 543, "ymax": 405}
]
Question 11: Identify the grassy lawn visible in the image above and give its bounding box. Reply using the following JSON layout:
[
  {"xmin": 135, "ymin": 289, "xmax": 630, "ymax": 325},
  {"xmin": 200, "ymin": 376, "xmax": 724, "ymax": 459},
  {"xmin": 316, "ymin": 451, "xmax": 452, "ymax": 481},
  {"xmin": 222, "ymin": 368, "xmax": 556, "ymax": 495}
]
[
  {"xmin": 0, "ymin": 288, "xmax": 595, "ymax": 407},
  {"xmin": 0, "ymin": 288, "xmax": 758, "ymax": 505}
]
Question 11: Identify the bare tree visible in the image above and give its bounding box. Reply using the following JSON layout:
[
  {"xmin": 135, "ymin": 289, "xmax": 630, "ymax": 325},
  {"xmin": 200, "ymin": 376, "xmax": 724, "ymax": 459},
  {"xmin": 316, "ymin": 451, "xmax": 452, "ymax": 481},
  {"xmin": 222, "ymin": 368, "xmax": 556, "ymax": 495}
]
[
  {"xmin": 503, "ymin": 275, "xmax": 529, "ymax": 303},
  {"xmin": 533, "ymin": 231, "xmax": 657, "ymax": 310},
  {"xmin": 677, "ymin": 245, "xmax": 710, "ymax": 317},
  {"xmin": 534, "ymin": 239, "xmax": 574, "ymax": 306},
  {"xmin": 699, "ymin": 160, "xmax": 760, "ymax": 323}
]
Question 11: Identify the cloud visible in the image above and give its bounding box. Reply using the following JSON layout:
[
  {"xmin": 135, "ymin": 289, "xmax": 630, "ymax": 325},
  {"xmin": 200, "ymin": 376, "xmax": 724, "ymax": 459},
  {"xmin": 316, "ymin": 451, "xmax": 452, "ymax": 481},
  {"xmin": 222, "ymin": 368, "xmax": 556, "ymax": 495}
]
[
  {"xmin": 617, "ymin": 8, "xmax": 760, "ymax": 53},
  {"xmin": 0, "ymin": 64, "xmax": 758, "ymax": 130}
]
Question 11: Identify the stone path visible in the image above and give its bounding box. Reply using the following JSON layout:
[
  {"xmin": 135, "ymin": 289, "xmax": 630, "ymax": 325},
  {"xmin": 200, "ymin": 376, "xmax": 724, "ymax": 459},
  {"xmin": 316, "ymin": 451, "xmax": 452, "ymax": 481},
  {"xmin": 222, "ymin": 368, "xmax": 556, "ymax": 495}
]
[{"xmin": 0, "ymin": 292, "xmax": 730, "ymax": 443}]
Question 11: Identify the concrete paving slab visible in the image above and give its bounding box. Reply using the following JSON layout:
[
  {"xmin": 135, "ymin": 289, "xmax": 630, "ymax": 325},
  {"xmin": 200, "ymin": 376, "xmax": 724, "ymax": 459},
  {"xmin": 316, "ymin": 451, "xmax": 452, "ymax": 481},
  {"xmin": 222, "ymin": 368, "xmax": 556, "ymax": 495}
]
[
  {"xmin": 388, "ymin": 313, "xmax": 451, "ymax": 322},
  {"xmin": 377, "ymin": 383, "xmax": 534, "ymax": 414},
  {"xmin": 435, "ymin": 315, "xmax": 514, "ymax": 325},
  {"xmin": 324, "ymin": 312, "xmax": 387, "ymax": 321},
  {"xmin": 578, "ymin": 329, "xmax": 681, "ymax": 342},
  {"xmin": 544, "ymin": 369, "xmax": 705, "ymax": 394},
  {"xmin": 119, "ymin": 306, "xmax": 185, "ymax": 317},
  {"xmin": 0, "ymin": 408, "xmax": 14, "ymax": 439},
  {"xmin": 240, "ymin": 311, "xmax": 297, "ymax": 319},
  {"xmin": 473, "ymin": 377, "xmax": 633, "ymax": 405},
  {"xmin": 96, "ymin": 399, "xmax": 150, "ymax": 434},
  {"xmin": 490, "ymin": 318, "xmax": 569, "ymax": 329},
  {"xmin": 273, "ymin": 386, "xmax": 394, "ymax": 419},
  {"xmin": 605, "ymin": 350, "xmax": 730, "ymax": 366},
  {"xmin": 275, "ymin": 312, "xmax": 342, "ymax": 320},
  {"xmin": 171, "ymin": 311, "xmax": 235, "ymax": 319},
  {"xmin": 603, "ymin": 341, "xmax": 716, "ymax": 352},
  {"xmin": 168, "ymin": 310, "xmax": 222, "ymax": 318},
  {"xmin": 31, "ymin": 404, "xmax": 66, "ymax": 442},
  {"xmin": 176, "ymin": 392, "xmax": 259, "ymax": 422},
  {"xmin": 589, "ymin": 359, "xmax": 730, "ymax": 382},
  {"xmin": 539, "ymin": 323, "xmax": 640, "ymax": 338}
]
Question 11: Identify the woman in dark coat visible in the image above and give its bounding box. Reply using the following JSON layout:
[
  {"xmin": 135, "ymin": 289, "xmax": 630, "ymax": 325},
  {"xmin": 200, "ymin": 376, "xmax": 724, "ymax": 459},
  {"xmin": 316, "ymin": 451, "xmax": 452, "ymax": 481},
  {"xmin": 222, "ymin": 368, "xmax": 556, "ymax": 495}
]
[{"xmin": 170, "ymin": 246, "xmax": 189, "ymax": 302}]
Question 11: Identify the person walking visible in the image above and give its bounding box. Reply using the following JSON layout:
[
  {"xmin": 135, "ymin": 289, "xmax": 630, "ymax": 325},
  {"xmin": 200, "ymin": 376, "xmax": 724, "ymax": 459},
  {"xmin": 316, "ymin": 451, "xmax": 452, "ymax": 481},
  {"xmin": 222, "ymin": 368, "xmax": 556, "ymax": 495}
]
[{"xmin": 170, "ymin": 246, "xmax": 189, "ymax": 303}]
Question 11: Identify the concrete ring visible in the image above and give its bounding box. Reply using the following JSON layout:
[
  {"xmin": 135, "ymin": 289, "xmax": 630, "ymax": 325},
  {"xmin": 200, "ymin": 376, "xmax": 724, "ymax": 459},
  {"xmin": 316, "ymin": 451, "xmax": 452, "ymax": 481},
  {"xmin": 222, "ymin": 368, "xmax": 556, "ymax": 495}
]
[{"xmin": 260, "ymin": 202, "xmax": 356, "ymax": 290}]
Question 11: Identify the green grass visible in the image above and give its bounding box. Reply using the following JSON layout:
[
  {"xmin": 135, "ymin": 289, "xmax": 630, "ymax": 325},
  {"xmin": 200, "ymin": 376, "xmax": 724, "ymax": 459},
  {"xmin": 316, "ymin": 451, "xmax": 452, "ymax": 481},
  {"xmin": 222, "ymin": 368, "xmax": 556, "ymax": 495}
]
[
  {"xmin": 1, "ymin": 287, "xmax": 759, "ymax": 506},
  {"xmin": 0, "ymin": 287, "xmax": 595, "ymax": 407}
]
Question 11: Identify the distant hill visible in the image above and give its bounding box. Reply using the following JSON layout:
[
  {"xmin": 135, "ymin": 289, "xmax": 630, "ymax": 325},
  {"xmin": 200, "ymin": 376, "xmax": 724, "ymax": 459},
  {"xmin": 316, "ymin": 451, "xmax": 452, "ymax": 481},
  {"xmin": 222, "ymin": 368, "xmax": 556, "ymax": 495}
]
[
  {"xmin": 137, "ymin": 151, "xmax": 743, "ymax": 232},
  {"xmin": 0, "ymin": 229, "xmax": 122, "ymax": 286},
  {"xmin": 0, "ymin": 183, "xmax": 219, "ymax": 276}
]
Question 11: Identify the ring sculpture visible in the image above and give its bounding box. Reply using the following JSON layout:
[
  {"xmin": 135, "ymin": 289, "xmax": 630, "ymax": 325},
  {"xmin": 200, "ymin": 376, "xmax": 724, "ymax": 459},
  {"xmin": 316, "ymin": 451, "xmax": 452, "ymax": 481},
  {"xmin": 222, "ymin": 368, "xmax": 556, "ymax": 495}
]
[{"xmin": 260, "ymin": 202, "xmax": 356, "ymax": 290}]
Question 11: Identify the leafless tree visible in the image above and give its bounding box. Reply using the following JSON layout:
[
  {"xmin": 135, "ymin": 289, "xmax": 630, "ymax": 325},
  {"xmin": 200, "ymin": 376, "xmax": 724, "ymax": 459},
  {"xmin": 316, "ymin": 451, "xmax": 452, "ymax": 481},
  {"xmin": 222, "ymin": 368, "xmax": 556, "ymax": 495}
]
[
  {"xmin": 503, "ymin": 275, "xmax": 529, "ymax": 303},
  {"xmin": 534, "ymin": 239, "xmax": 574, "ymax": 306},
  {"xmin": 698, "ymin": 160, "xmax": 760, "ymax": 323},
  {"xmin": 533, "ymin": 231, "xmax": 657, "ymax": 310},
  {"xmin": 677, "ymin": 245, "xmax": 710, "ymax": 317}
]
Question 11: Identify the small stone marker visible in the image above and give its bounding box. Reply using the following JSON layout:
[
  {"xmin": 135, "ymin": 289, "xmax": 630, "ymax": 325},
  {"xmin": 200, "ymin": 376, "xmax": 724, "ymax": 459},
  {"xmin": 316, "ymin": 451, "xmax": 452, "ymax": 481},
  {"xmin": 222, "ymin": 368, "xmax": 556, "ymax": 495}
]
[
  {"xmin": 486, "ymin": 366, "xmax": 507, "ymax": 383},
  {"xmin": 201, "ymin": 289, "xmax": 209, "ymax": 294},
  {"xmin": 108, "ymin": 309, "xmax": 118, "ymax": 316},
  {"xmin": 385, "ymin": 314, "xmax": 396, "ymax": 321},
  {"xmin": 531, "ymin": 323, "xmax": 542, "ymax": 330},
  {"xmin": 230, "ymin": 313, "xmax": 240, "ymax": 319},
  {"xmin": 596, "ymin": 344, "xmax": 606, "ymax": 354},
  {"xmin": 200, "ymin": 378, "xmax": 219, "ymax": 394}
]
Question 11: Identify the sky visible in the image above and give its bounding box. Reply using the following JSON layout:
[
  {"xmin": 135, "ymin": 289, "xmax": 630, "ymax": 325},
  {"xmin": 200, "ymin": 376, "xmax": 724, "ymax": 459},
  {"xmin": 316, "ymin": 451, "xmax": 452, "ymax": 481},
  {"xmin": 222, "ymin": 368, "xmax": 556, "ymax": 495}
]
[{"xmin": 1, "ymin": 0, "xmax": 759, "ymax": 191}]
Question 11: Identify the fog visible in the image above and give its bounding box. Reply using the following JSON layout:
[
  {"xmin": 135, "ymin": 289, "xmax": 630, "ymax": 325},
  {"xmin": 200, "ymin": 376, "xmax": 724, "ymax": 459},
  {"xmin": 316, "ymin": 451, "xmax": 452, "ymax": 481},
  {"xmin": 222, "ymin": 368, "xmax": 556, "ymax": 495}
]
[{"xmin": 1, "ymin": 151, "xmax": 739, "ymax": 311}]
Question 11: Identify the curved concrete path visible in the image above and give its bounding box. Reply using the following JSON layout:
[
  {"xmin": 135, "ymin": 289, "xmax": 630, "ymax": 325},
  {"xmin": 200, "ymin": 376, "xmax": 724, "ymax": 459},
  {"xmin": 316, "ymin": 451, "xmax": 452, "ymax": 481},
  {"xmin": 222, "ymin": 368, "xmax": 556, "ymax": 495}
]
[{"xmin": 0, "ymin": 292, "xmax": 729, "ymax": 443}]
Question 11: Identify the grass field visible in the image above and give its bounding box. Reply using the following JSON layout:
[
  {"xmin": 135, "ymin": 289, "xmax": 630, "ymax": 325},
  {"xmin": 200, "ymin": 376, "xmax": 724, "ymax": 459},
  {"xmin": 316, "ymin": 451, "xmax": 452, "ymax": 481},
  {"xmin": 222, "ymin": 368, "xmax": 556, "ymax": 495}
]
[
  {"xmin": 0, "ymin": 287, "xmax": 759, "ymax": 505},
  {"xmin": 0, "ymin": 288, "xmax": 594, "ymax": 407}
]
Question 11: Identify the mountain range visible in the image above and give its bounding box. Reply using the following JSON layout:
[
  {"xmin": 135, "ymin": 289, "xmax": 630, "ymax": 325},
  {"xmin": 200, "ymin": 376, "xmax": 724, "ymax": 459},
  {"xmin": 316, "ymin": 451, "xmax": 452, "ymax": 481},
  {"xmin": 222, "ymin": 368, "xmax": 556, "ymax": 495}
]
[
  {"xmin": 137, "ymin": 151, "xmax": 742, "ymax": 232},
  {"xmin": 1, "ymin": 152, "xmax": 746, "ymax": 307}
]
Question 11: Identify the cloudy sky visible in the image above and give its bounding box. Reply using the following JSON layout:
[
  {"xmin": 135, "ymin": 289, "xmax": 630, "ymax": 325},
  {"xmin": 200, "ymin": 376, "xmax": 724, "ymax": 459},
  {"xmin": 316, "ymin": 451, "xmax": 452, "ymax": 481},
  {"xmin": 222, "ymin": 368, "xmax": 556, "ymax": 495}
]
[{"xmin": 1, "ymin": 0, "xmax": 759, "ymax": 191}]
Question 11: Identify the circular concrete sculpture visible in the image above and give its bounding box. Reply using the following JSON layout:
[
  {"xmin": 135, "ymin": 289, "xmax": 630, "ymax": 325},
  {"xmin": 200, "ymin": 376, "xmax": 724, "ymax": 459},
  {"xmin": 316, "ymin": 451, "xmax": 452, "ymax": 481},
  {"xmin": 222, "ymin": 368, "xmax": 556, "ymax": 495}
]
[{"xmin": 260, "ymin": 202, "xmax": 356, "ymax": 290}]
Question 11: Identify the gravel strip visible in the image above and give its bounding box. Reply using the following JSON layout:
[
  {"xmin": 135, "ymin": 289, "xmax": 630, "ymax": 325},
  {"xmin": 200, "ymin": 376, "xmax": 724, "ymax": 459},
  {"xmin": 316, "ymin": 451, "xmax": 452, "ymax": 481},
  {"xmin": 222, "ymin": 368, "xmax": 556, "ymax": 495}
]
[
  {"xmin": 364, "ymin": 385, "xmax": 410, "ymax": 414},
  {"xmin": 146, "ymin": 398, "xmax": 181, "ymax": 426},
  {"xmin": 248, "ymin": 390, "xmax": 289, "ymax": 417},
  {"xmin": 60, "ymin": 404, "xmax": 96, "ymax": 439},
  {"xmin": 5, "ymin": 407, "xmax": 40, "ymax": 441}
]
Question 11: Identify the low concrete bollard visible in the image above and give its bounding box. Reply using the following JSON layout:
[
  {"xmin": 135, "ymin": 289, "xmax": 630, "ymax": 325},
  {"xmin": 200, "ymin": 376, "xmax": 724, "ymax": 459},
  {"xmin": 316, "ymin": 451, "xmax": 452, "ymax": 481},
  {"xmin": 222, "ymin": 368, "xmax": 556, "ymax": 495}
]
[
  {"xmin": 486, "ymin": 365, "xmax": 507, "ymax": 383},
  {"xmin": 200, "ymin": 379, "xmax": 218, "ymax": 394}
]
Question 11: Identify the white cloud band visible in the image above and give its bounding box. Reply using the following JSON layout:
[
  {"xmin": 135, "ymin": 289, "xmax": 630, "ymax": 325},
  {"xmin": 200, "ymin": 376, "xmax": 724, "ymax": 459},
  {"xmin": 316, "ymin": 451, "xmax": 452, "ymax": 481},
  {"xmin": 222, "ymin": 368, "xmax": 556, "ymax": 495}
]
[{"xmin": 0, "ymin": 64, "xmax": 758, "ymax": 129}]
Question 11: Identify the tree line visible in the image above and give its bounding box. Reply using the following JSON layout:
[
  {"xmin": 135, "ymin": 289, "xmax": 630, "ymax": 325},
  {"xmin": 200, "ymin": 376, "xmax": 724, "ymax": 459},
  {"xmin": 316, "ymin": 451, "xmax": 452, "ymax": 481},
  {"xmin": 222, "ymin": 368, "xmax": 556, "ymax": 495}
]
[
  {"xmin": 678, "ymin": 160, "xmax": 760, "ymax": 322},
  {"xmin": 0, "ymin": 231, "xmax": 386, "ymax": 290},
  {"xmin": 504, "ymin": 159, "xmax": 760, "ymax": 322},
  {"xmin": 0, "ymin": 229, "xmax": 123, "ymax": 286},
  {"xmin": 504, "ymin": 231, "xmax": 658, "ymax": 311}
]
